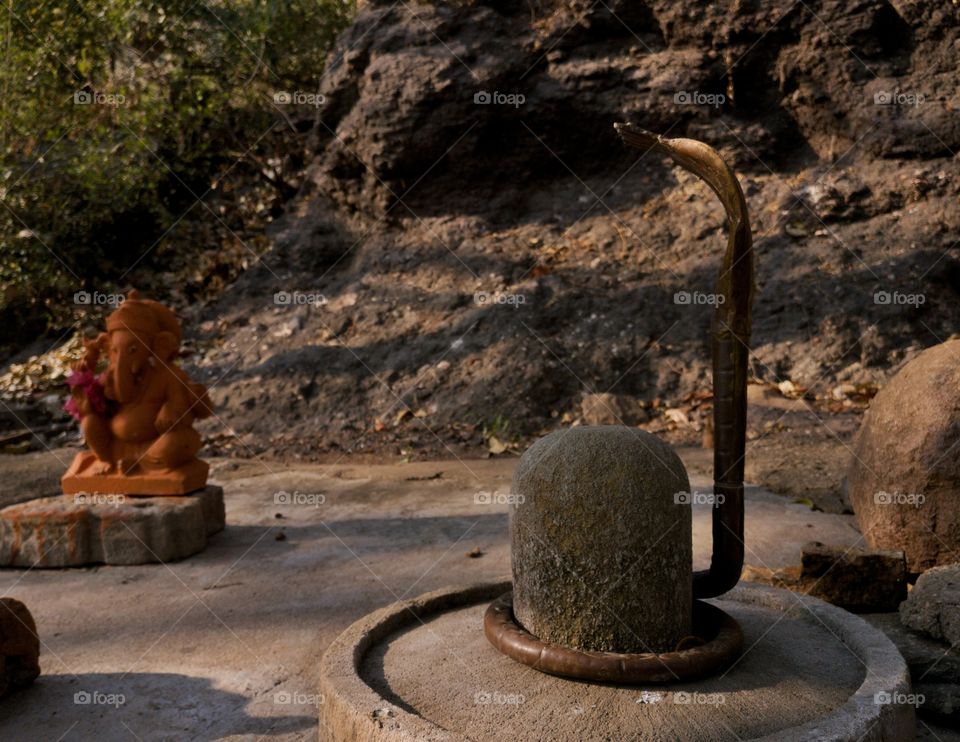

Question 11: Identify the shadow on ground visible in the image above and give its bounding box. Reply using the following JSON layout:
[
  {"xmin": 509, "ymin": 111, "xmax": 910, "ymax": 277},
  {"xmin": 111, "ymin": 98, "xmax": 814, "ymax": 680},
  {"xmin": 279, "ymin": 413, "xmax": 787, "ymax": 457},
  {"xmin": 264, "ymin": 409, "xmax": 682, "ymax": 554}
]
[{"xmin": 0, "ymin": 672, "xmax": 315, "ymax": 741}]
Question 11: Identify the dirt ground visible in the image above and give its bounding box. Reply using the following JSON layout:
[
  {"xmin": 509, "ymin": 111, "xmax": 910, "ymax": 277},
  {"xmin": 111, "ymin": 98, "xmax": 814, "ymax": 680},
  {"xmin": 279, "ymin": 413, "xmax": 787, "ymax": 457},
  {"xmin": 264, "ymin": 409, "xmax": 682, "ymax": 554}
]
[{"xmin": 0, "ymin": 377, "xmax": 865, "ymax": 520}]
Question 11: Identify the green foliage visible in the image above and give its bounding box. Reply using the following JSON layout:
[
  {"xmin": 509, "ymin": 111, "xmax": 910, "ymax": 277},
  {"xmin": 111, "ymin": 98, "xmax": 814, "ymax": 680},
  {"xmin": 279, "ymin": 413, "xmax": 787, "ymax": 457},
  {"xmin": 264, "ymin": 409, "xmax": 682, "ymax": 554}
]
[
  {"xmin": 482, "ymin": 413, "xmax": 514, "ymax": 441},
  {"xmin": 0, "ymin": 0, "xmax": 354, "ymax": 347}
]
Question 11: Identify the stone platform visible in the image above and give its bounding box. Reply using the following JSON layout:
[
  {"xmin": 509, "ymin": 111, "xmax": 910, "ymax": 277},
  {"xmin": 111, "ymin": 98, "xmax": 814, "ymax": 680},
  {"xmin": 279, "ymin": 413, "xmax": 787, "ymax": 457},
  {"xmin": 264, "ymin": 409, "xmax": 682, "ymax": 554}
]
[
  {"xmin": 320, "ymin": 581, "xmax": 914, "ymax": 741},
  {"xmin": 0, "ymin": 485, "xmax": 224, "ymax": 567}
]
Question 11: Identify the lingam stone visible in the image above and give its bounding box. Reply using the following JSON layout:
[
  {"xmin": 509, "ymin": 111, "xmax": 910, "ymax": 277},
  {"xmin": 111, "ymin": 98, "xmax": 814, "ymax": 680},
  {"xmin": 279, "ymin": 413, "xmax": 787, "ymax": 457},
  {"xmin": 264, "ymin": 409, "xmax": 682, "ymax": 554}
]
[
  {"xmin": 61, "ymin": 290, "xmax": 214, "ymax": 496},
  {"xmin": 511, "ymin": 426, "xmax": 692, "ymax": 653}
]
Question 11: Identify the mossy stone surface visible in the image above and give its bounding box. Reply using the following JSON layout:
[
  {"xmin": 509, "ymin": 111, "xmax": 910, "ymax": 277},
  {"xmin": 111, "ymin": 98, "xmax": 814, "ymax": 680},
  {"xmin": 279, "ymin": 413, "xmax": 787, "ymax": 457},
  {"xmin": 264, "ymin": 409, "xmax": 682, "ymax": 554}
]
[{"xmin": 511, "ymin": 426, "xmax": 692, "ymax": 653}]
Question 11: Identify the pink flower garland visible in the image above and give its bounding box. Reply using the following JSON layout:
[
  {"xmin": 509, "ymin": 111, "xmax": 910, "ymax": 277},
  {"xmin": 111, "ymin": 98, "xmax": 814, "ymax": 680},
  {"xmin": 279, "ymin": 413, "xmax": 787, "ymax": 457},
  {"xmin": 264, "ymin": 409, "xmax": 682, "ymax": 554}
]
[{"xmin": 64, "ymin": 369, "xmax": 109, "ymax": 421}]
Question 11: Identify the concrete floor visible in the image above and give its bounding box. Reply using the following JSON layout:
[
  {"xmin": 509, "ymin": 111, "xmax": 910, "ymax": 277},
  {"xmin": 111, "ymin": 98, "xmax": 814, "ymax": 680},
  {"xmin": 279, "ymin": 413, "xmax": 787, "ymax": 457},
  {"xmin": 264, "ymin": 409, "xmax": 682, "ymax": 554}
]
[{"xmin": 0, "ymin": 449, "xmax": 945, "ymax": 741}]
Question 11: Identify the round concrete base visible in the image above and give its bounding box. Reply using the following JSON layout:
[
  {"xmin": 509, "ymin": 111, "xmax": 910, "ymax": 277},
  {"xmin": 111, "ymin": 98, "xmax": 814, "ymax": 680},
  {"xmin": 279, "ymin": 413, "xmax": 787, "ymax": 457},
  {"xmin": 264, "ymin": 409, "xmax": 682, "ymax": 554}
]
[
  {"xmin": 0, "ymin": 486, "xmax": 225, "ymax": 567},
  {"xmin": 319, "ymin": 581, "xmax": 915, "ymax": 742}
]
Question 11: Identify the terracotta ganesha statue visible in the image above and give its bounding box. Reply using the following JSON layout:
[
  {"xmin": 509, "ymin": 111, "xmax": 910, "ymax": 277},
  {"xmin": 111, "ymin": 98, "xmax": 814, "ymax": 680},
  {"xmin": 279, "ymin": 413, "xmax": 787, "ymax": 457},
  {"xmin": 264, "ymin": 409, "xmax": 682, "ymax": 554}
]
[{"xmin": 62, "ymin": 290, "xmax": 213, "ymax": 495}]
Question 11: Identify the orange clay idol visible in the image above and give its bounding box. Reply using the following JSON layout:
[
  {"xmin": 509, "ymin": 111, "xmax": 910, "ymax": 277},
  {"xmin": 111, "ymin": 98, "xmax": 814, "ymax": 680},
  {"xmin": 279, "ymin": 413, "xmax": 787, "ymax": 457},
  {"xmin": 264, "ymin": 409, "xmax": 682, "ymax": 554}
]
[{"xmin": 62, "ymin": 290, "xmax": 213, "ymax": 495}]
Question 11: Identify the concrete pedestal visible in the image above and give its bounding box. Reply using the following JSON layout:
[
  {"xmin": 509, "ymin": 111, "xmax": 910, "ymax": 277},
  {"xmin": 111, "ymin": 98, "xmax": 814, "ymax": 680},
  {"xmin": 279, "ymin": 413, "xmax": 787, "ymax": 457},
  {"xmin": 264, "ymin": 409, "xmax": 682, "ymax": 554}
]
[
  {"xmin": 319, "ymin": 581, "xmax": 915, "ymax": 742},
  {"xmin": 0, "ymin": 486, "xmax": 224, "ymax": 567}
]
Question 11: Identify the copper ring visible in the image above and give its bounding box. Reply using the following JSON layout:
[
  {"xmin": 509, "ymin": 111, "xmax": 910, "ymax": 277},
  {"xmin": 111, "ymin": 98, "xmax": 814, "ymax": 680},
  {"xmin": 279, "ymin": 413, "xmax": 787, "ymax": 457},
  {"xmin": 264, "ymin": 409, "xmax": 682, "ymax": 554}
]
[{"xmin": 484, "ymin": 592, "xmax": 743, "ymax": 683}]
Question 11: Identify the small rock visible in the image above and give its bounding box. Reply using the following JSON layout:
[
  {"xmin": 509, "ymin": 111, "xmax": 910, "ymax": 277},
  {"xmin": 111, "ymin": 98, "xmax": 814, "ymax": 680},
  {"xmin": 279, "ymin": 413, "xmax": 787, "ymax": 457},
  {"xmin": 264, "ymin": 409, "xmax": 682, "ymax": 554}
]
[
  {"xmin": 273, "ymin": 316, "xmax": 303, "ymax": 338},
  {"xmin": 801, "ymin": 542, "xmax": 907, "ymax": 612},
  {"xmin": 864, "ymin": 612, "xmax": 960, "ymax": 721},
  {"xmin": 0, "ymin": 598, "xmax": 40, "ymax": 698},
  {"xmin": 900, "ymin": 564, "xmax": 960, "ymax": 646},
  {"xmin": 275, "ymin": 531, "xmax": 287, "ymax": 541},
  {"xmin": 865, "ymin": 613, "xmax": 960, "ymax": 686},
  {"xmin": 580, "ymin": 393, "xmax": 645, "ymax": 426},
  {"xmin": 466, "ymin": 547, "xmax": 484, "ymax": 558},
  {"xmin": 777, "ymin": 380, "xmax": 801, "ymax": 397},
  {"xmin": 741, "ymin": 541, "xmax": 907, "ymax": 612}
]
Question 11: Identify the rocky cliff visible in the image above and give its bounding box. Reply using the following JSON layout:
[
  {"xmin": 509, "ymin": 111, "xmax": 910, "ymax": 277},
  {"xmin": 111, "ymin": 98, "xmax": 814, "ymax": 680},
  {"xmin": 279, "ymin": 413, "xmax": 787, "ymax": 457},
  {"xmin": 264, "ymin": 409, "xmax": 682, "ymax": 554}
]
[{"xmin": 193, "ymin": 0, "xmax": 960, "ymax": 459}]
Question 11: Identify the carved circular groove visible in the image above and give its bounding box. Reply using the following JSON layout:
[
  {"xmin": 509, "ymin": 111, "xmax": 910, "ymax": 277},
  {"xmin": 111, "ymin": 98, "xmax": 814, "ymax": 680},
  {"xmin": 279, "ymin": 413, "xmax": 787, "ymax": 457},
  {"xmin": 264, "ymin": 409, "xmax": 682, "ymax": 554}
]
[{"xmin": 484, "ymin": 591, "xmax": 744, "ymax": 683}]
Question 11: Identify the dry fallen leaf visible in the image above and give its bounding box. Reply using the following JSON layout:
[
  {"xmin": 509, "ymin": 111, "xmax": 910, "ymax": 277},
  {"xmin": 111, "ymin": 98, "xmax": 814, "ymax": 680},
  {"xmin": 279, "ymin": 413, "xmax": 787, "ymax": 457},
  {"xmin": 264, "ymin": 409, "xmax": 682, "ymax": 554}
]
[
  {"xmin": 777, "ymin": 380, "xmax": 806, "ymax": 398},
  {"xmin": 487, "ymin": 435, "xmax": 507, "ymax": 455},
  {"xmin": 785, "ymin": 222, "xmax": 808, "ymax": 237},
  {"xmin": 664, "ymin": 408, "xmax": 689, "ymax": 425}
]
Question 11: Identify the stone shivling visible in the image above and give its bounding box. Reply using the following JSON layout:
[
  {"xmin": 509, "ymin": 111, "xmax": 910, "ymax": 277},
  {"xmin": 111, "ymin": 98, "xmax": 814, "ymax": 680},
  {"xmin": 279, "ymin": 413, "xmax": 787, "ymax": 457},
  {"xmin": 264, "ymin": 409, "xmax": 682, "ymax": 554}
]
[{"xmin": 315, "ymin": 128, "xmax": 916, "ymax": 741}]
